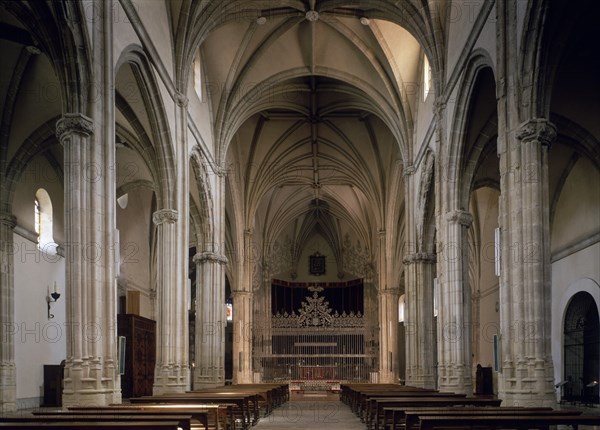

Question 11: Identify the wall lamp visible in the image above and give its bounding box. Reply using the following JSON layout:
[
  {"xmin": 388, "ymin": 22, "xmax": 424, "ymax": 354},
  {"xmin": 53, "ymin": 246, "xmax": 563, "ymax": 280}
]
[{"xmin": 47, "ymin": 282, "xmax": 60, "ymax": 319}]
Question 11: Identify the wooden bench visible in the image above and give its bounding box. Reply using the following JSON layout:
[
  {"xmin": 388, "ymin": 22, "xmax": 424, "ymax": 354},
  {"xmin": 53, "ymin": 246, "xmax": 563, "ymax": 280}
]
[
  {"xmin": 3, "ymin": 414, "xmax": 193, "ymax": 430},
  {"xmin": 356, "ymin": 389, "xmax": 442, "ymax": 418},
  {"xmin": 130, "ymin": 393, "xmax": 255, "ymax": 429},
  {"xmin": 369, "ymin": 396, "xmax": 502, "ymax": 430},
  {"xmin": 0, "ymin": 422, "xmax": 182, "ymax": 429},
  {"xmin": 67, "ymin": 405, "xmax": 223, "ymax": 430},
  {"xmin": 402, "ymin": 408, "xmax": 581, "ymax": 430},
  {"xmin": 360, "ymin": 392, "xmax": 467, "ymax": 427},
  {"xmin": 386, "ymin": 406, "xmax": 555, "ymax": 430},
  {"xmin": 417, "ymin": 414, "xmax": 600, "ymax": 430}
]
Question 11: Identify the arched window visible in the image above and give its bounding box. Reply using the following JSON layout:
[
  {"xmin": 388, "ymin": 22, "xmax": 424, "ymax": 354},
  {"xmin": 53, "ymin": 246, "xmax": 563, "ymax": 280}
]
[
  {"xmin": 423, "ymin": 55, "xmax": 432, "ymax": 100},
  {"xmin": 35, "ymin": 188, "xmax": 57, "ymax": 254},
  {"xmin": 398, "ymin": 294, "xmax": 405, "ymax": 323},
  {"xmin": 193, "ymin": 50, "xmax": 202, "ymax": 100}
]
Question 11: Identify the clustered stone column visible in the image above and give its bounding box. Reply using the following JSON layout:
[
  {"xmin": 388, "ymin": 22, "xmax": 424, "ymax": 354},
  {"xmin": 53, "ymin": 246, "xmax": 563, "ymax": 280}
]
[
  {"xmin": 0, "ymin": 211, "xmax": 17, "ymax": 412},
  {"xmin": 378, "ymin": 288, "xmax": 400, "ymax": 383},
  {"xmin": 58, "ymin": 114, "xmax": 121, "ymax": 407},
  {"xmin": 437, "ymin": 209, "xmax": 473, "ymax": 394},
  {"xmin": 193, "ymin": 251, "xmax": 227, "ymax": 388},
  {"xmin": 404, "ymin": 252, "xmax": 437, "ymax": 388},
  {"xmin": 152, "ymin": 209, "xmax": 188, "ymax": 394},
  {"xmin": 497, "ymin": 118, "xmax": 556, "ymax": 406},
  {"xmin": 232, "ymin": 290, "xmax": 253, "ymax": 383}
]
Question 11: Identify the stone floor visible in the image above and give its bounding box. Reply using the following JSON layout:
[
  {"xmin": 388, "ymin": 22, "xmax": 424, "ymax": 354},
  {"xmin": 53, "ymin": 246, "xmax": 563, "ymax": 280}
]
[{"xmin": 255, "ymin": 392, "xmax": 365, "ymax": 430}]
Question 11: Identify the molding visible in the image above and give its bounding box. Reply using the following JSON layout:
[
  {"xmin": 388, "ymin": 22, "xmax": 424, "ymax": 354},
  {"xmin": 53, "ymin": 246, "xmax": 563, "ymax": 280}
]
[
  {"xmin": 152, "ymin": 209, "xmax": 178, "ymax": 225},
  {"xmin": 193, "ymin": 252, "xmax": 228, "ymax": 265},
  {"xmin": 118, "ymin": 0, "xmax": 177, "ymax": 101},
  {"xmin": 443, "ymin": 0, "xmax": 496, "ymax": 104},
  {"xmin": 231, "ymin": 290, "xmax": 253, "ymax": 298},
  {"xmin": 551, "ymin": 231, "xmax": 600, "ymax": 263},
  {"xmin": 517, "ymin": 118, "xmax": 557, "ymax": 147},
  {"xmin": 175, "ymin": 91, "xmax": 189, "ymax": 108},
  {"xmin": 0, "ymin": 213, "xmax": 17, "ymax": 229},
  {"xmin": 403, "ymin": 252, "xmax": 436, "ymax": 265},
  {"xmin": 13, "ymin": 225, "xmax": 37, "ymax": 242},
  {"xmin": 445, "ymin": 209, "xmax": 473, "ymax": 227},
  {"xmin": 56, "ymin": 113, "xmax": 95, "ymax": 141}
]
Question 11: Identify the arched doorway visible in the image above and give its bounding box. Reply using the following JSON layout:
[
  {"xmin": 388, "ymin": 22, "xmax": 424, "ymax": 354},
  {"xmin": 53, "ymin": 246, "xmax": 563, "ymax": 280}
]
[{"xmin": 563, "ymin": 292, "xmax": 600, "ymax": 404}]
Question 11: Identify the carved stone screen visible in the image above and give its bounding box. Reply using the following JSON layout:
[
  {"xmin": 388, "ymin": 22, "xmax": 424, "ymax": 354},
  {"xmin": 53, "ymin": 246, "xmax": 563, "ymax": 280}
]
[{"xmin": 257, "ymin": 280, "xmax": 378, "ymax": 387}]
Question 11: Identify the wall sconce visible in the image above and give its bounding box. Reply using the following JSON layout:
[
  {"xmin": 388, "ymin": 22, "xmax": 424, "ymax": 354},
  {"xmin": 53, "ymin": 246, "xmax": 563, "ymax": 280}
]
[{"xmin": 47, "ymin": 282, "xmax": 60, "ymax": 319}]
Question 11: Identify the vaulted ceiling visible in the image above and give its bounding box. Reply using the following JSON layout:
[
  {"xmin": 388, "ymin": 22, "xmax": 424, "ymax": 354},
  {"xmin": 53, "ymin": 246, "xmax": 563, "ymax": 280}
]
[{"xmin": 199, "ymin": 4, "xmax": 424, "ymax": 276}]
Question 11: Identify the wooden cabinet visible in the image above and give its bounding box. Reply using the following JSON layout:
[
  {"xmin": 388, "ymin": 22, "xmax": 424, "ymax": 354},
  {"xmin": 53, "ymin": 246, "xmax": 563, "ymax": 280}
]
[
  {"xmin": 42, "ymin": 364, "xmax": 63, "ymax": 406},
  {"xmin": 117, "ymin": 314, "xmax": 156, "ymax": 398}
]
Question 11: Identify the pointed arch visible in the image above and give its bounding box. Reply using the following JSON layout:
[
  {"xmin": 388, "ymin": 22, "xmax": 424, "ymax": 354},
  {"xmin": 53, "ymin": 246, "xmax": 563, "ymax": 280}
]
[{"xmin": 115, "ymin": 45, "xmax": 176, "ymax": 210}]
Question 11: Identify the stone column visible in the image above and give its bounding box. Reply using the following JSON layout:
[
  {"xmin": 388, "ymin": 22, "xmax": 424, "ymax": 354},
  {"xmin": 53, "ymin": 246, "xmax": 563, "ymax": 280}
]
[
  {"xmin": 193, "ymin": 251, "xmax": 227, "ymax": 388},
  {"xmin": 232, "ymin": 290, "xmax": 253, "ymax": 383},
  {"xmin": 497, "ymin": 119, "xmax": 555, "ymax": 406},
  {"xmin": 437, "ymin": 209, "xmax": 473, "ymax": 394},
  {"xmin": 404, "ymin": 252, "xmax": 437, "ymax": 388},
  {"xmin": 58, "ymin": 114, "xmax": 120, "ymax": 407},
  {"xmin": 0, "ymin": 211, "xmax": 17, "ymax": 412},
  {"xmin": 152, "ymin": 209, "xmax": 188, "ymax": 394},
  {"xmin": 378, "ymin": 288, "xmax": 400, "ymax": 383}
]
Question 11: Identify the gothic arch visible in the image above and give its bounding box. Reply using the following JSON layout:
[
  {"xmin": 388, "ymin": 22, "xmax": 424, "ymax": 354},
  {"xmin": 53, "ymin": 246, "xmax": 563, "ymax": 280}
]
[
  {"xmin": 115, "ymin": 45, "xmax": 176, "ymax": 210},
  {"xmin": 218, "ymin": 69, "xmax": 410, "ymax": 166},
  {"xmin": 2, "ymin": 1, "xmax": 92, "ymax": 114},
  {"xmin": 190, "ymin": 148, "xmax": 215, "ymax": 245},
  {"xmin": 447, "ymin": 49, "xmax": 495, "ymax": 209},
  {"xmin": 416, "ymin": 149, "xmax": 435, "ymax": 253}
]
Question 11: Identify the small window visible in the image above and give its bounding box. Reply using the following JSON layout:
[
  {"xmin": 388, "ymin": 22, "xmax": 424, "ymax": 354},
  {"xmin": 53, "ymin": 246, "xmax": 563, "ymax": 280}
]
[
  {"xmin": 35, "ymin": 188, "xmax": 57, "ymax": 254},
  {"xmin": 423, "ymin": 55, "xmax": 432, "ymax": 100},
  {"xmin": 193, "ymin": 50, "xmax": 202, "ymax": 100},
  {"xmin": 398, "ymin": 294, "xmax": 405, "ymax": 323}
]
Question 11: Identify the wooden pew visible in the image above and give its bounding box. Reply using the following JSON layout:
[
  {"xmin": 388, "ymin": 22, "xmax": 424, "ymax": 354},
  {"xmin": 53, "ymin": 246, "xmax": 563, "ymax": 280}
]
[
  {"xmin": 2, "ymin": 414, "xmax": 193, "ymax": 430},
  {"xmin": 417, "ymin": 414, "xmax": 600, "ymax": 430},
  {"xmin": 402, "ymin": 408, "xmax": 582, "ymax": 430},
  {"xmin": 363, "ymin": 392, "xmax": 465, "ymax": 424},
  {"xmin": 369, "ymin": 396, "xmax": 502, "ymax": 430},
  {"xmin": 189, "ymin": 384, "xmax": 284, "ymax": 417},
  {"xmin": 130, "ymin": 393, "xmax": 255, "ymax": 429},
  {"xmin": 67, "ymin": 405, "xmax": 223, "ymax": 430},
  {"xmin": 386, "ymin": 406, "xmax": 556, "ymax": 430},
  {"xmin": 0, "ymin": 422, "xmax": 183, "ymax": 429}
]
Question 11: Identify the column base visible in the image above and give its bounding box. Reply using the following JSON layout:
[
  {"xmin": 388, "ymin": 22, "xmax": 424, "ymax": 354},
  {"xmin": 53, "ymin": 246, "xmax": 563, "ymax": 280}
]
[
  {"xmin": 62, "ymin": 359, "xmax": 121, "ymax": 407},
  {"xmin": 153, "ymin": 364, "xmax": 189, "ymax": 395},
  {"xmin": 378, "ymin": 370, "xmax": 397, "ymax": 384},
  {"xmin": 437, "ymin": 363, "xmax": 473, "ymax": 394},
  {"xmin": 406, "ymin": 367, "xmax": 436, "ymax": 389},
  {"xmin": 498, "ymin": 359, "xmax": 556, "ymax": 407},
  {"xmin": 193, "ymin": 369, "xmax": 225, "ymax": 389},
  {"xmin": 0, "ymin": 363, "xmax": 16, "ymax": 412}
]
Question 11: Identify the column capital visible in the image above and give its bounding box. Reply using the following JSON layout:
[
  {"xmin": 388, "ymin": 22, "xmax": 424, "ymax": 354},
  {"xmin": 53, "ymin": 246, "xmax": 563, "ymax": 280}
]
[
  {"xmin": 193, "ymin": 252, "xmax": 228, "ymax": 265},
  {"xmin": 231, "ymin": 290, "xmax": 253, "ymax": 298},
  {"xmin": 56, "ymin": 113, "xmax": 95, "ymax": 141},
  {"xmin": 516, "ymin": 118, "xmax": 556, "ymax": 147},
  {"xmin": 152, "ymin": 208, "xmax": 178, "ymax": 225},
  {"xmin": 175, "ymin": 91, "xmax": 189, "ymax": 108},
  {"xmin": 0, "ymin": 212, "xmax": 16, "ymax": 229},
  {"xmin": 445, "ymin": 209, "xmax": 473, "ymax": 227},
  {"xmin": 213, "ymin": 164, "xmax": 227, "ymax": 178},
  {"xmin": 433, "ymin": 99, "xmax": 447, "ymax": 119},
  {"xmin": 403, "ymin": 252, "xmax": 436, "ymax": 265},
  {"xmin": 403, "ymin": 164, "xmax": 415, "ymax": 177},
  {"xmin": 380, "ymin": 288, "xmax": 400, "ymax": 298},
  {"xmin": 377, "ymin": 229, "xmax": 386, "ymax": 236}
]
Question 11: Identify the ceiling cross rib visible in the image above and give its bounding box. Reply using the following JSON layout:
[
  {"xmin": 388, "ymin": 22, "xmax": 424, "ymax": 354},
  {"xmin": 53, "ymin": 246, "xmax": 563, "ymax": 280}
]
[{"xmin": 310, "ymin": 76, "xmax": 321, "ymax": 203}]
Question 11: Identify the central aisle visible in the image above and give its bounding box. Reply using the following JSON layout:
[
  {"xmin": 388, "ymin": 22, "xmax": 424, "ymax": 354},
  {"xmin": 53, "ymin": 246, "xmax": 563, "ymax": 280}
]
[{"xmin": 254, "ymin": 393, "xmax": 365, "ymax": 430}]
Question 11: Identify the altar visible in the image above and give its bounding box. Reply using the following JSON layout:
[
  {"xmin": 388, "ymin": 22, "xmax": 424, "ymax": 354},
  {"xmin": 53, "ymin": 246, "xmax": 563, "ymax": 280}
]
[{"xmin": 299, "ymin": 365, "xmax": 336, "ymax": 380}]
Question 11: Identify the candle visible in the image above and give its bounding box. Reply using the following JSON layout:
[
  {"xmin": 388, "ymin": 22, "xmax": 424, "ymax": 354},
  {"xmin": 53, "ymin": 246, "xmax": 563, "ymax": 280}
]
[{"xmin": 54, "ymin": 282, "xmax": 57, "ymax": 293}]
